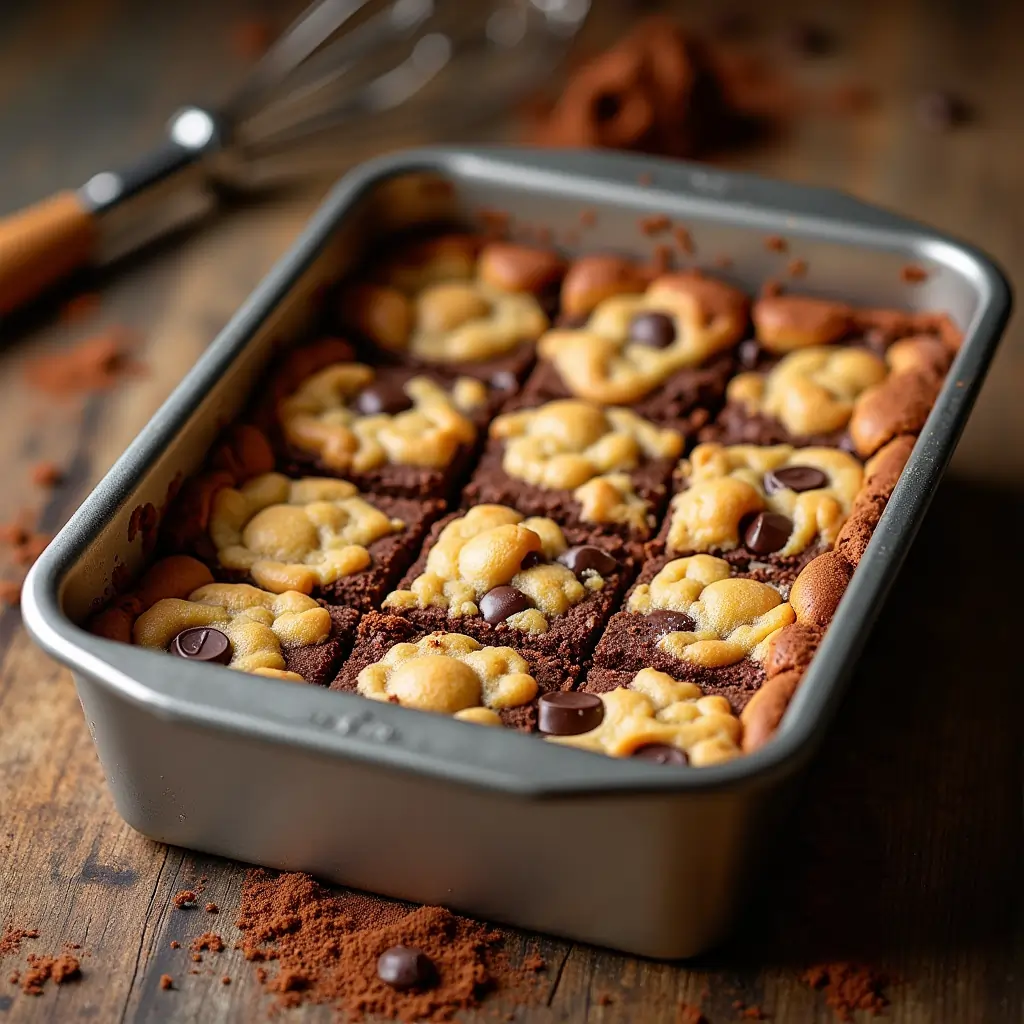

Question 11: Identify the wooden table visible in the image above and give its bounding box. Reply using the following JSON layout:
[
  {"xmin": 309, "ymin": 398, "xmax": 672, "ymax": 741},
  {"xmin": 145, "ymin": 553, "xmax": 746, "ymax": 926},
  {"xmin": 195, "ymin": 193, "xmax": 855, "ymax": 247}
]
[{"xmin": 0, "ymin": 1, "xmax": 1020, "ymax": 1021}]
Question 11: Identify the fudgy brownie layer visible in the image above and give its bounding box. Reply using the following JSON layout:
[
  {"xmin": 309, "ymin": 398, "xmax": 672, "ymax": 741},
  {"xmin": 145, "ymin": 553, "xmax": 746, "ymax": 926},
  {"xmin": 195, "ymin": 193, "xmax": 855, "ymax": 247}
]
[
  {"xmin": 385, "ymin": 514, "xmax": 640, "ymax": 663},
  {"xmin": 516, "ymin": 353, "xmax": 736, "ymax": 435},
  {"xmin": 698, "ymin": 402, "xmax": 850, "ymax": 450},
  {"xmin": 584, "ymin": 659, "xmax": 765, "ymax": 714},
  {"xmin": 462, "ymin": 440, "xmax": 676, "ymax": 540},
  {"xmin": 283, "ymin": 605, "xmax": 360, "ymax": 686},
  {"xmin": 332, "ymin": 612, "xmax": 580, "ymax": 731}
]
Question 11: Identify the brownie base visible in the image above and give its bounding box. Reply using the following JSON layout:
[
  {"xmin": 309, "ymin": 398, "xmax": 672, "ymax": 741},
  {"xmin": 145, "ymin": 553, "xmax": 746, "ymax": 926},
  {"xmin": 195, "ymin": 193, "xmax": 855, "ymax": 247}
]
[
  {"xmin": 282, "ymin": 605, "xmax": 360, "ymax": 686},
  {"xmin": 462, "ymin": 439, "xmax": 675, "ymax": 541},
  {"xmin": 332, "ymin": 612, "xmax": 579, "ymax": 731},
  {"xmin": 516, "ymin": 353, "xmax": 736, "ymax": 435},
  {"xmin": 384, "ymin": 514, "xmax": 639, "ymax": 662},
  {"xmin": 584, "ymin": 649, "xmax": 766, "ymax": 714}
]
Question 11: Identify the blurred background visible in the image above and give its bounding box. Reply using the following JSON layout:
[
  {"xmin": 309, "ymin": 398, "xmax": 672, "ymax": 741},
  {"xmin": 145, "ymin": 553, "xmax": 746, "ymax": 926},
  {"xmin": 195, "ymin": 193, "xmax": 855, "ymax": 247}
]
[{"xmin": 0, "ymin": 0, "xmax": 1018, "ymax": 482}]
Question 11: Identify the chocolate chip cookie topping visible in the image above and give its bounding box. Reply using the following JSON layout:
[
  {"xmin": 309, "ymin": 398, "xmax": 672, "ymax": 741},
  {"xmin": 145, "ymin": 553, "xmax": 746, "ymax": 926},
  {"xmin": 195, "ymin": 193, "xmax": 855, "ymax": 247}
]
[
  {"xmin": 547, "ymin": 668, "xmax": 742, "ymax": 764},
  {"xmin": 383, "ymin": 505, "xmax": 604, "ymax": 635},
  {"xmin": 628, "ymin": 555, "xmax": 795, "ymax": 667},
  {"xmin": 357, "ymin": 632, "xmax": 538, "ymax": 721},
  {"xmin": 341, "ymin": 235, "xmax": 555, "ymax": 363},
  {"xmin": 538, "ymin": 270, "xmax": 749, "ymax": 404},
  {"xmin": 279, "ymin": 364, "xmax": 486, "ymax": 473},
  {"xmin": 667, "ymin": 443, "xmax": 862, "ymax": 556},
  {"xmin": 134, "ymin": 583, "xmax": 331, "ymax": 680},
  {"xmin": 209, "ymin": 474, "xmax": 404, "ymax": 594}
]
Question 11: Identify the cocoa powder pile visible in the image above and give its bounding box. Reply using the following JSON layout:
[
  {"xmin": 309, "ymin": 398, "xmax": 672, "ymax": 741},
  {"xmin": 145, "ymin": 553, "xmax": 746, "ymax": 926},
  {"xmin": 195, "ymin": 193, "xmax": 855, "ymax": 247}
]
[
  {"xmin": 801, "ymin": 963, "xmax": 889, "ymax": 1021},
  {"xmin": 24, "ymin": 328, "xmax": 143, "ymax": 399},
  {"xmin": 235, "ymin": 870, "xmax": 534, "ymax": 1021}
]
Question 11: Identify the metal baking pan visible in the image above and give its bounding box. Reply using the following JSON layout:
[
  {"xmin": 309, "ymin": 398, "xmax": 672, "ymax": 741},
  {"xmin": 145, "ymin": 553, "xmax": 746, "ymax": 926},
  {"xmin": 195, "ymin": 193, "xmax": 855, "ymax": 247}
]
[{"xmin": 22, "ymin": 147, "xmax": 1011, "ymax": 958}]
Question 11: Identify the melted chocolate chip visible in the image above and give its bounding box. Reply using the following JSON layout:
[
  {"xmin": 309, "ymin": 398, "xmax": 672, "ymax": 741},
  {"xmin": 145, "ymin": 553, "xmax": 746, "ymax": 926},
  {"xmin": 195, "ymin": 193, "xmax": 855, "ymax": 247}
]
[
  {"xmin": 628, "ymin": 311, "xmax": 676, "ymax": 349},
  {"xmin": 479, "ymin": 586, "xmax": 533, "ymax": 624},
  {"xmin": 557, "ymin": 545, "xmax": 617, "ymax": 579},
  {"xmin": 645, "ymin": 609, "xmax": 697, "ymax": 637},
  {"xmin": 631, "ymin": 743, "xmax": 688, "ymax": 766},
  {"xmin": 744, "ymin": 511, "xmax": 793, "ymax": 554},
  {"xmin": 376, "ymin": 946, "xmax": 436, "ymax": 990},
  {"xmin": 537, "ymin": 692, "xmax": 605, "ymax": 736},
  {"xmin": 353, "ymin": 381, "xmax": 413, "ymax": 416},
  {"xmin": 172, "ymin": 627, "xmax": 232, "ymax": 665},
  {"xmin": 519, "ymin": 550, "xmax": 545, "ymax": 571},
  {"xmin": 763, "ymin": 466, "xmax": 828, "ymax": 494}
]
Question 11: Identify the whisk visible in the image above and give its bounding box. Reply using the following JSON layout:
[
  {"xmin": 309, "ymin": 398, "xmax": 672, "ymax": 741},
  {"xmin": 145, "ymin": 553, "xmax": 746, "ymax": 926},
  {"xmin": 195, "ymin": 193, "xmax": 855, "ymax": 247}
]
[{"xmin": 0, "ymin": 0, "xmax": 588, "ymax": 317}]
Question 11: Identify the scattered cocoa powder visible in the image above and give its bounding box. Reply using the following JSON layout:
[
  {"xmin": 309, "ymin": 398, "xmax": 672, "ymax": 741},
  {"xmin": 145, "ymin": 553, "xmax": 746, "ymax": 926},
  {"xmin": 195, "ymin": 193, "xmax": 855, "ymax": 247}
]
[
  {"xmin": 160, "ymin": 974, "xmax": 174, "ymax": 990},
  {"xmin": 230, "ymin": 18, "xmax": 276, "ymax": 59},
  {"xmin": 787, "ymin": 258, "xmax": 808, "ymax": 278},
  {"xmin": 205, "ymin": 903, "xmax": 219, "ymax": 915},
  {"xmin": 734, "ymin": 1000, "xmax": 768, "ymax": 1020},
  {"xmin": 9, "ymin": 971, "xmax": 19, "ymax": 984},
  {"xmin": 192, "ymin": 933, "xmax": 224, "ymax": 954},
  {"xmin": 21, "ymin": 953, "xmax": 80, "ymax": 995},
  {"xmin": 0, "ymin": 523, "xmax": 27, "ymax": 547},
  {"xmin": 31, "ymin": 462, "xmax": 63, "ymax": 488},
  {"xmin": 640, "ymin": 213, "xmax": 672, "ymax": 236},
  {"xmin": 761, "ymin": 278, "xmax": 784, "ymax": 298},
  {"xmin": 169, "ymin": 941, "xmax": 180, "ymax": 949},
  {"xmin": 674, "ymin": 225, "xmax": 695, "ymax": 254},
  {"xmin": 650, "ymin": 243, "xmax": 675, "ymax": 275},
  {"xmin": 801, "ymin": 963, "xmax": 889, "ymax": 1021},
  {"xmin": 173, "ymin": 890, "xmax": 198, "ymax": 909},
  {"xmin": 24, "ymin": 329, "xmax": 143, "ymax": 399},
  {"xmin": 221, "ymin": 975, "xmax": 232, "ymax": 985},
  {"xmin": 12, "ymin": 532, "xmax": 50, "ymax": 567},
  {"xmin": 522, "ymin": 953, "xmax": 546, "ymax": 972},
  {"xmin": 678, "ymin": 1002, "xmax": 707, "ymax": 1024},
  {"xmin": 901, "ymin": 264, "xmax": 928, "ymax": 284},
  {"xmin": 765, "ymin": 234, "xmax": 788, "ymax": 253},
  {"xmin": 235, "ymin": 870, "xmax": 539, "ymax": 1021},
  {"xmin": 191, "ymin": 954, "xmax": 202, "ymax": 963},
  {"xmin": 0, "ymin": 927, "xmax": 37, "ymax": 956},
  {"xmin": 579, "ymin": 209, "xmax": 597, "ymax": 228},
  {"xmin": 598, "ymin": 992, "xmax": 615, "ymax": 1005}
]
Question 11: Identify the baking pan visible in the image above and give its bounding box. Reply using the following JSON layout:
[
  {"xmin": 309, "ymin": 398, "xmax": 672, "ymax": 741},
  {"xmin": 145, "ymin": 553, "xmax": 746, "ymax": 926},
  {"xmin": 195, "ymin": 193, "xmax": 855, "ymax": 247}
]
[{"xmin": 22, "ymin": 147, "xmax": 1011, "ymax": 958}]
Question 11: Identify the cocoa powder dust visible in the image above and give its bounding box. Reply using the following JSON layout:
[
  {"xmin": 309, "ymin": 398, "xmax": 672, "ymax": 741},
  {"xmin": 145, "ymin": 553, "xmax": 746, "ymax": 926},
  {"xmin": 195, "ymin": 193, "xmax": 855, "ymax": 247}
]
[{"xmin": 235, "ymin": 871, "xmax": 537, "ymax": 1021}]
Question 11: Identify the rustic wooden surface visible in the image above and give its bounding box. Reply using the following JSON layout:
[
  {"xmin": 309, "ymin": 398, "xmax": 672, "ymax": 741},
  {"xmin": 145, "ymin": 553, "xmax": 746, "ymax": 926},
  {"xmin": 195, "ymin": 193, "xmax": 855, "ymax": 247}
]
[{"xmin": 0, "ymin": 0, "xmax": 1020, "ymax": 1021}]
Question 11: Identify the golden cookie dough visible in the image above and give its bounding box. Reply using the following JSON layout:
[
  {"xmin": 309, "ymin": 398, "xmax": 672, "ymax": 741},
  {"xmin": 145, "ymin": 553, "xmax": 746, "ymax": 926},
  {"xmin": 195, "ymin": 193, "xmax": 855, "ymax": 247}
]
[
  {"xmin": 208, "ymin": 473, "xmax": 404, "ymax": 594},
  {"xmin": 537, "ymin": 272, "xmax": 748, "ymax": 405},
  {"xmin": 357, "ymin": 631, "xmax": 538, "ymax": 719},
  {"xmin": 134, "ymin": 582, "xmax": 331, "ymax": 679},
  {"xmin": 383, "ymin": 505, "xmax": 605, "ymax": 635},
  {"xmin": 548, "ymin": 668, "xmax": 742, "ymax": 764},
  {"xmin": 279, "ymin": 363, "xmax": 487, "ymax": 473},
  {"xmin": 490, "ymin": 399, "xmax": 682, "ymax": 529},
  {"xmin": 628, "ymin": 555, "xmax": 795, "ymax": 667},
  {"xmin": 667, "ymin": 443, "xmax": 863, "ymax": 557},
  {"xmin": 726, "ymin": 345, "xmax": 888, "ymax": 437}
]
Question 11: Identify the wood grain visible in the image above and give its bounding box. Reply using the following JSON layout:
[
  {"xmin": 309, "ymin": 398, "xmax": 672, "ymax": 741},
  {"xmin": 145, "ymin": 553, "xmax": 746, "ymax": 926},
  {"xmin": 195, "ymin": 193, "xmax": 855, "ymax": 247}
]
[{"xmin": 0, "ymin": 0, "xmax": 1020, "ymax": 1022}]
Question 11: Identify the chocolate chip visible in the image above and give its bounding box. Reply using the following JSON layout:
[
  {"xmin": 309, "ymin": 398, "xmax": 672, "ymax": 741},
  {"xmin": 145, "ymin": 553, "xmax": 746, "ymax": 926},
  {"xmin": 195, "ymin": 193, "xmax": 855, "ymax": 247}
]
[
  {"xmin": 644, "ymin": 609, "xmax": 696, "ymax": 637},
  {"xmin": 376, "ymin": 946, "xmax": 436, "ymax": 990},
  {"xmin": 490, "ymin": 369, "xmax": 518, "ymax": 391},
  {"xmin": 557, "ymin": 545, "xmax": 617, "ymax": 579},
  {"xmin": 172, "ymin": 627, "xmax": 232, "ymax": 665},
  {"xmin": 736, "ymin": 338, "xmax": 761, "ymax": 370},
  {"xmin": 744, "ymin": 512, "xmax": 792, "ymax": 554},
  {"xmin": 479, "ymin": 586, "xmax": 533, "ymax": 624},
  {"xmin": 627, "ymin": 312, "xmax": 676, "ymax": 349},
  {"xmin": 538, "ymin": 692, "xmax": 605, "ymax": 736},
  {"xmin": 353, "ymin": 381, "xmax": 413, "ymax": 416},
  {"xmin": 631, "ymin": 743, "xmax": 688, "ymax": 766},
  {"xmin": 917, "ymin": 90, "xmax": 969, "ymax": 131},
  {"xmin": 519, "ymin": 550, "xmax": 545, "ymax": 571},
  {"xmin": 763, "ymin": 466, "xmax": 828, "ymax": 494}
]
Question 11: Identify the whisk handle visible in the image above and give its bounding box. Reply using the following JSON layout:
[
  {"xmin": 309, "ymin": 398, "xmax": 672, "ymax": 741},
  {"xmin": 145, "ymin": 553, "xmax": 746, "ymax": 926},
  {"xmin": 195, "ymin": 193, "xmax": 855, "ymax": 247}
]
[{"xmin": 0, "ymin": 191, "xmax": 97, "ymax": 316}]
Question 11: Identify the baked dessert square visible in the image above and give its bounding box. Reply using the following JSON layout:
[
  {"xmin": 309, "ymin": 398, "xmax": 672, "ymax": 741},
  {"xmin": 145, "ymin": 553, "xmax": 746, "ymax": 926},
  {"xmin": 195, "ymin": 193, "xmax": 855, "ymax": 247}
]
[
  {"xmin": 462, "ymin": 397, "xmax": 683, "ymax": 540},
  {"xmin": 160, "ymin": 424, "xmax": 445, "ymax": 612},
  {"xmin": 332, "ymin": 613, "xmax": 580, "ymax": 731},
  {"xmin": 653, "ymin": 441, "xmax": 865, "ymax": 585},
  {"xmin": 589, "ymin": 553, "xmax": 794, "ymax": 712},
  {"xmin": 263, "ymin": 338, "xmax": 498, "ymax": 500},
  {"xmin": 517, "ymin": 258, "xmax": 750, "ymax": 434},
  {"xmin": 88, "ymin": 556, "xmax": 358, "ymax": 687},
  {"xmin": 702, "ymin": 294, "xmax": 959, "ymax": 453},
  {"xmin": 336, "ymin": 233, "xmax": 565, "ymax": 387},
  {"xmin": 380, "ymin": 504, "xmax": 637, "ymax": 663},
  {"xmin": 544, "ymin": 667, "xmax": 744, "ymax": 766}
]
